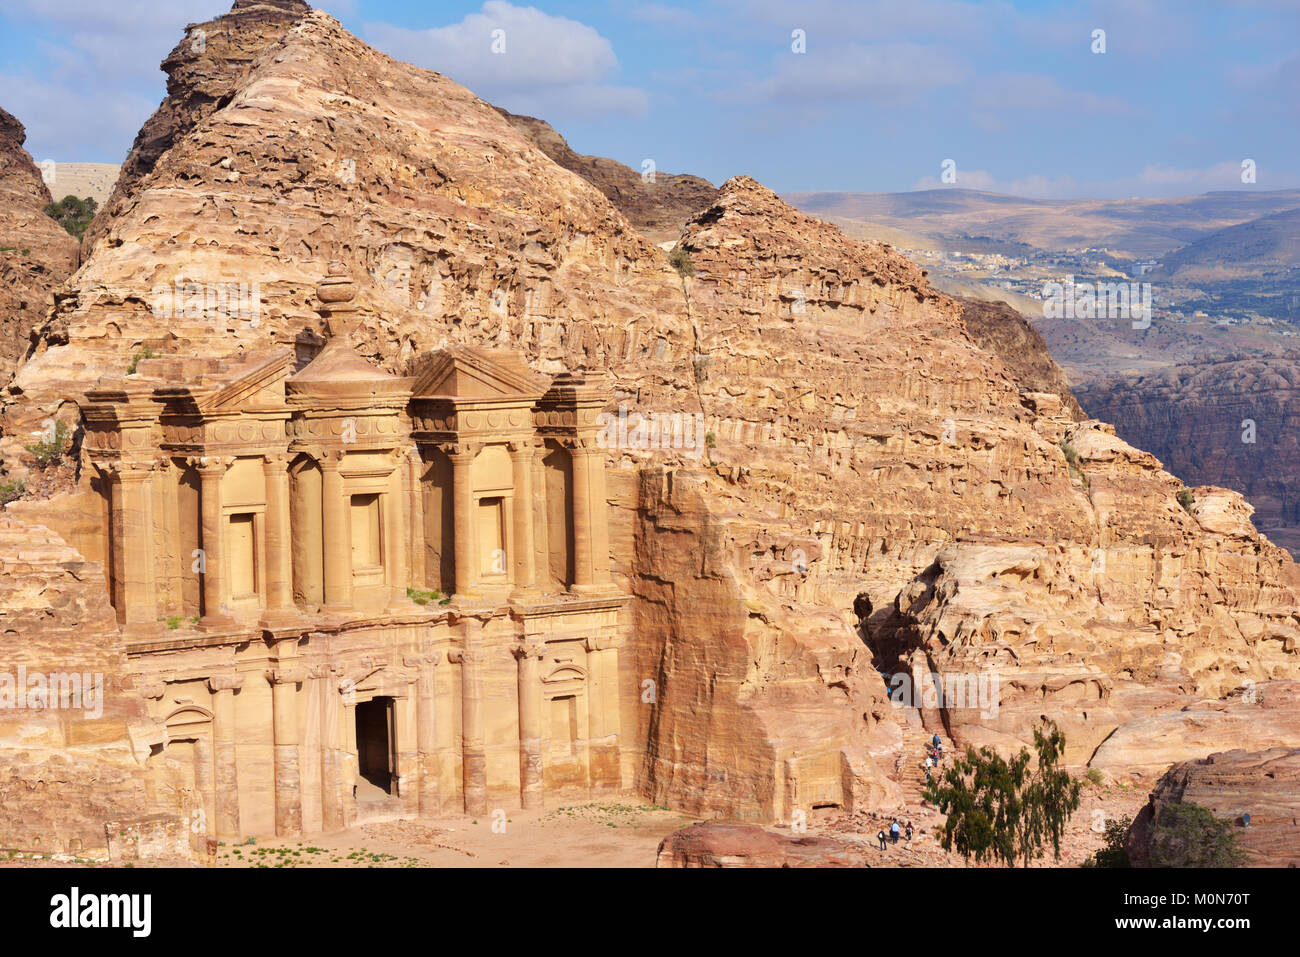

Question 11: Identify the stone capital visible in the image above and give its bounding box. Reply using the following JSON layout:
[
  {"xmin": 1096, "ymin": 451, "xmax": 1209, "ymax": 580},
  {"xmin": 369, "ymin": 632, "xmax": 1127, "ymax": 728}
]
[
  {"xmin": 190, "ymin": 454, "xmax": 236, "ymax": 474},
  {"xmin": 207, "ymin": 673, "xmax": 245, "ymax": 694},
  {"xmin": 512, "ymin": 638, "xmax": 547, "ymax": 660},
  {"xmin": 265, "ymin": 667, "xmax": 307, "ymax": 686}
]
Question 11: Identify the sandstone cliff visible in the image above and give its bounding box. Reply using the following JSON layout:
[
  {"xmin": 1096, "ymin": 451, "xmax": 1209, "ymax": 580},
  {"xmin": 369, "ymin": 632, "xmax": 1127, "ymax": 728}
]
[
  {"xmin": 0, "ymin": 107, "xmax": 79, "ymax": 380},
  {"xmin": 1076, "ymin": 353, "xmax": 1300, "ymax": 555},
  {"xmin": 956, "ymin": 297, "xmax": 1084, "ymax": 420},
  {"xmin": 496, "ymin": 108, "xmax": 717, "ymax": 242},
  {"xmin": 4, "ymin": 2, "xmax": 1299, "ymax": 826},
  {"xmin": 1126, "ymin": 747, "xmax": 1300, "ymax": 867},
  {"xmin": 0, "ymin": 513, "xmax": 186, "ymax": 861}
]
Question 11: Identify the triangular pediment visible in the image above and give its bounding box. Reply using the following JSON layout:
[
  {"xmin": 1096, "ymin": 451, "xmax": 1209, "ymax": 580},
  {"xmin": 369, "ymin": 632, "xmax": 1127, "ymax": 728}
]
[
  {"xmin": 200, "ymin": 348, "xmax": 295, "ymax": 411},
  {"xmin": 410, "ymin": 347, "xmax": 548, "ymax": 400}
]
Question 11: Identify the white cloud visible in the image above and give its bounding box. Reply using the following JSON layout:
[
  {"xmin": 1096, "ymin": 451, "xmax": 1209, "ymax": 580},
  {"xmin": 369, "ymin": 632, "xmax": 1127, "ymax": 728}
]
[
  {"xmin": 911, "ymin": 160, "xmax": 1268, "ymax": 199},
  {"xmin": 363, "ymin": 1, "xmax": 648, "ymax": 121},
  {"xmin": 725, "ymin": 41, "xmax": 968, "ymax": 105}
]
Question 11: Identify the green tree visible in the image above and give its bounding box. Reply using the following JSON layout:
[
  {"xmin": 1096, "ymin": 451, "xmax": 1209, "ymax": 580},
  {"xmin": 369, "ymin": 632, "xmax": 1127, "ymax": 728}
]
[
  {"xmin": 1149, "ymin": 802, "xmax": 1248, "ymax": 868},
  {"xmin": 1083, "ymin": 814, "xmax": 1132, "ymax": 868},
  {"xmin": 923, "ymin": 719, "xmax": 1082, "ymax": 867},
  {"xmin": 44, "ymin": 195, "xmax": 98, "ymax": 239}
]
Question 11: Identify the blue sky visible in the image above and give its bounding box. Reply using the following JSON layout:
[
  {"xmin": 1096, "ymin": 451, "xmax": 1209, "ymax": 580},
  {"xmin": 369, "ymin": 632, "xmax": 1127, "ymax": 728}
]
[{"xmin": 1, "ymin": 0, "xmax": 1297, "ymax": 198}]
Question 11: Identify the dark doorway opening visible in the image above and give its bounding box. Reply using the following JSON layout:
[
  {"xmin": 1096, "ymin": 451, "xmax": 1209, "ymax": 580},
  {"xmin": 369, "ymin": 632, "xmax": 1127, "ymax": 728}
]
[{"xmin": 356, "ymin": 697, "xmax": 395, "ymax": 795}]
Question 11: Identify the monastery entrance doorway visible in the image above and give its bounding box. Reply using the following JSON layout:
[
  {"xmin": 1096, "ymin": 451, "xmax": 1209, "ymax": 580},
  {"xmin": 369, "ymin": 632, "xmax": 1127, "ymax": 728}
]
[{"xmin": 356, "ymin": 697, "xmax": 396, "ymax": 797}]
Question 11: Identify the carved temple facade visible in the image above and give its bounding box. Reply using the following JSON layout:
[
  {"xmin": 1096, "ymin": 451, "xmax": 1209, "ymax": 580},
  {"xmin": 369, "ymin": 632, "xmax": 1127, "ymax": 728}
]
[{"xmin": 80, "ymin": 266, "xmax": 630, "ymax": 838}]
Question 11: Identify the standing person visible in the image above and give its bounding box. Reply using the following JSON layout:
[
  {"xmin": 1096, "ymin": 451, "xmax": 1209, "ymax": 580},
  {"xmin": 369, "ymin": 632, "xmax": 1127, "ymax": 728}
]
[
  {"xmin": 877, "ymin": 828, "xmax": 887, "ymax": 851},
  {"xmin": 905, "ymin": 821, "xmax": 914, "ymax": 841},
  {"xmin": 890, "ymin": 819, "xmax": 900, "ymax": 843}
]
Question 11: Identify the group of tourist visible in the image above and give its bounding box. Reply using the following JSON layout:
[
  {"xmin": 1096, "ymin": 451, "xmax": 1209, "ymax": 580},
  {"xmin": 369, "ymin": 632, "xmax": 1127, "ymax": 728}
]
[{"xmin": 876, "ymin": 818, "xmax": 914, "ymax": 850}]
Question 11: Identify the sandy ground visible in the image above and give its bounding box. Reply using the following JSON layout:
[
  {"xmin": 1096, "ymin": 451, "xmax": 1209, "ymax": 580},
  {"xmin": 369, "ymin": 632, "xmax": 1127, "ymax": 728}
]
[{"xmin": 213, "ymin": 801, "xmax": 699, "ymax": 868}]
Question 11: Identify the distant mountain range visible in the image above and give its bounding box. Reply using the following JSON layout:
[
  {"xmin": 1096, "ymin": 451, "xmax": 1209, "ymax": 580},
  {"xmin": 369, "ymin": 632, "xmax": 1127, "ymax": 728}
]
[{"xmin": 784, "ymin": 186, "xmax": 1300, "ymax": 260}]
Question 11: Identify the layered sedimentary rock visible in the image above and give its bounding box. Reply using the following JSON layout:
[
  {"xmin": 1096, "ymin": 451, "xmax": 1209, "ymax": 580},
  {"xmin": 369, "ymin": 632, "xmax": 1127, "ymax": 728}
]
[
  {"xmin": 0, "ymin": 513, "xmax": 189, "ymax": 860},
  {"xmin": 1092, "ymin": 681, "xmax": 1300, "ymax": 777},
  {"xmin": 1126, "ymin": 747, "xmax": 1300, "ymax": 867},
  {"xmin": 957, "ymin": 297, "xmax": 1083, "ymax": 420},
  {"xmin": 0, "ymin": 107, "xmax": 79, "ymax": 379},
  {"xmin": 496, "ymin": 109, "xmax": 717, "ymax": 242},
  {"xmin": 655, "ymin": 822, "xmax": 859, "ymax": 867},
  {"xmin": 1076, "ymin": 354, "xmax": 1300, "ymax": 554},
  {"xmin": 3, "ymin": 2, "xmax": 1298, "ymax": 833}
]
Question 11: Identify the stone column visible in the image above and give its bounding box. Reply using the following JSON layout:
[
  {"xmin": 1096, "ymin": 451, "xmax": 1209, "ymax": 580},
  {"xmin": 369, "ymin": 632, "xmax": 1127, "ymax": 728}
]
[
  {"xmin": 569, "ymin": 442, "xmax": 595, "ymax": 591},
  {"xmin": 115, "ymin": 462, "xmax": 161, "ymax": 630},
  {"xmin": 407, "ymin": 450, "xmax": 426, "ymax": 590},
  {"xmin": 314, "ymin": 663, "xmax": 345, "ymax": 833},
  {"xmin": 208, "ymin": 674, "xmax": 243, "ymax": 840},
  {"xmin": 196, "ymin": 457, "xmax": 235, "ymax": 629},
  {"xmin": 585, "ymin": 635, "xmax": 623, "ymax": 792},
  {"xmin": 394, "ymin": 691, "xmax": 419, "ymax": 815},
  {"xmin": 193, "ymin": 731, "xmax": 215, "ymax": 841},
  {"xmin": 513, "ymin": 638, "xmax": 545, "ymax": 809},
  {"xmin": 320, "ymin": 451, "xmax": 352, "ymax": 610},
  {"xmin": 267, "ymin": 665, "xmax": 305, "ymax": 836},
  {"xmin": 385, "ymin": 455, "xmax": 409, "ymax": 602},
  {"xmin": 262, "ymin": 452, "xmax": 296, "ymax": 618},
  {"xmin": 587, "ymin": 445, "xmax": 611, "ymax": 584},
  {"xmin": 450, "ymin": 618, "xmax": 487, "ymax": 814},
  {"xmin": 406, "ymin": 651, "xmax": 441, "ymax": 817},
  {"xmin": 449, "ymin": 446, "xmax": 479, "ymax": 599},
  {"xmin": 509, "ymin": 441, "xmax": 538, "ymax": 597}
]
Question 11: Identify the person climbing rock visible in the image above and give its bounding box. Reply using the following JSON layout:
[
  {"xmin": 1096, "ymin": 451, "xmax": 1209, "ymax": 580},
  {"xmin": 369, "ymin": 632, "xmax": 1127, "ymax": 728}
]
[
  {"xmin": 877, "ymin": 828, "xmax": 887, "ymax": 851},
  {"xmin": 905, "ymin": 821, "xmax": 914, "ymax": 841}
]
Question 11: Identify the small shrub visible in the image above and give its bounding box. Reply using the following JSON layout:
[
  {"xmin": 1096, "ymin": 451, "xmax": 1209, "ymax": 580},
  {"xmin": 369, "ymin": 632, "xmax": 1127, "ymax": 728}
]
[
  {"xmin": 1148, "ymin": 802, "xmax": 1248, "ymax": 868},
  {"xmin": 668, "ymin": 246, "xmax": 695, "ymax": 278},
  {"xmin": 24, "ymin": 420, "xmax": 71, "ymax": 468},
  {"xmin": 406, "ymin": 586, "xmax": 451, "ymax": 606},
  {"xmin": 1082, "ymin": 815, "xmax": 1131, "ymax": 868},
  {"xmin": 1177, "ymin": 489, "xmax": 1194, "ymax": 513},
  {"xmin": 126, "ymin": 345, "xmax": 156, "ymax": 375},
  {"xmin": 1085, "ymin": 767, "xmax": 1104, "ymax": 786},
  {"xmin": 0, "ymin": 480, "xmax": 26, "ymax": 504}
]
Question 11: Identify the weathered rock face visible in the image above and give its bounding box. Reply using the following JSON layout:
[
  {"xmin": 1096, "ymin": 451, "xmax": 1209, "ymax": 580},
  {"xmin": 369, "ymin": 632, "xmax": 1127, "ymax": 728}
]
[
  {"xmin": 887, "ymin": 419, "xmax": 1300, "ymax": 766},
  {"xmin": 1092, "ymin": 682, "xmax": 1300, "ymax": 779},
  {"xmin": 957, "ymin": 297, "xmax": 1083, "ymax": 421},
  {"xmin": 3, "ymin": 2, "xmax": 1298, "ymax": 830},
  {"xmin": 1076, "ymin": 354, "xmax": 1300, "ymax": 555},
  {"xmin": 0, "ymin": 513, "xmax": 188, "ymax": 861},
  {"xmin": 0, "ymin": 107, "xmax": 79, "ymax": 379},
  {"xmin": 1126, "ymin": 748, "xmax": 1300, "ymax": 868},
  {"xmin": 82, "ymin": 0, "xmax": 312, "ymax": 252},
  {"xmin": 496, "ymin": 109, "xmax": 717, "ymax": 242},
  {"xmin": 655, "ymin": 822, "xmax": 860, "ymax": 867}
]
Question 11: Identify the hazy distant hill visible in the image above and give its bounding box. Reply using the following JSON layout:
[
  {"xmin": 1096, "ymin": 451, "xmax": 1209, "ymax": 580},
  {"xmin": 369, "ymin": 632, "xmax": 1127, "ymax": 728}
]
[
  {"xmin": 784, "ymin": 187, "xmax": 1300, "ymax": 259},
  {"xmin": 1156, "ymin": 206, "xmax": 1300, "ymax": 279},
  {"xmin": 35, "ymin": 162, "xmax": 120, "ymax": 205}
]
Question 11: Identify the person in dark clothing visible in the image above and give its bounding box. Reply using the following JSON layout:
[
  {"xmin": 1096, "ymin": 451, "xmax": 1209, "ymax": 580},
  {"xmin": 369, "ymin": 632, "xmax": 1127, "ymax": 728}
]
[
  {"xmin": 877, "ymin": 829, "xmax": 887, "ymax": 850},
  {"xmin": 905, "ymin": 821, "xmax": 914, "ymax": 841}
]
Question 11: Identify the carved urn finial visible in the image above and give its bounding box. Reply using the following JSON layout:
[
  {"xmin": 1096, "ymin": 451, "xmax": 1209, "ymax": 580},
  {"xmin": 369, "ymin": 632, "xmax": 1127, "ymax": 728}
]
[{"xmin": 316, "ymin": 261, "xmax": 359, "ymax": 337}]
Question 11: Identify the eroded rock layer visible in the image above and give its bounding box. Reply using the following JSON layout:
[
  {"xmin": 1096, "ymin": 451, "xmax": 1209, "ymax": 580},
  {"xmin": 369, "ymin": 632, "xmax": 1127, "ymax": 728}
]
[
  {"xmin": 1126, "ymin": 747, "xmax": 1300, "ymax": 867},
  {"xmin": 2, "ymin": 2, "xmax": 1298, "ymax": 830},
  {"xmin": 0, "ymin": 107, "xmax": 78, "ymax": 379}
]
